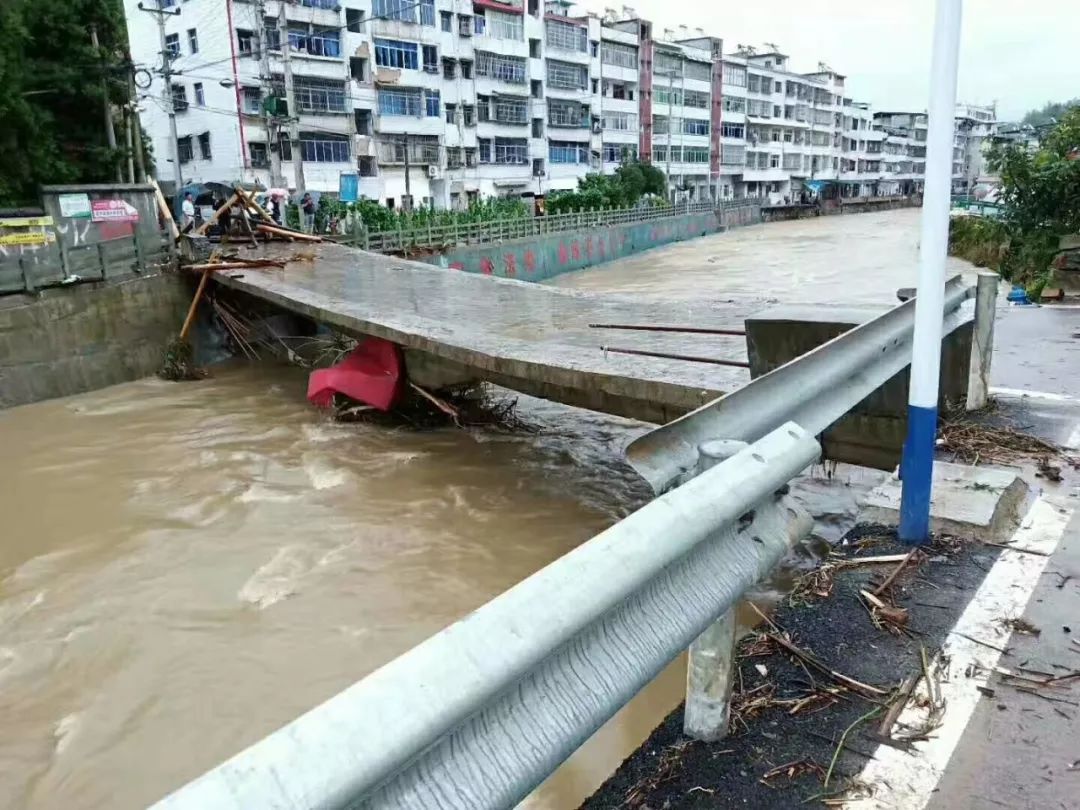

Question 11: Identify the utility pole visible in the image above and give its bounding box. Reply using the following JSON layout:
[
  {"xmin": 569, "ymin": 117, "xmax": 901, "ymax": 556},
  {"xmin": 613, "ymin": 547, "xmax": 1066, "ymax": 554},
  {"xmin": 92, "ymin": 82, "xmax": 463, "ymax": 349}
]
[
  {"xmin": 278, "ymin": 5, "xmax": 306, "ymax": 194},
  {"xmin": 128, "ymin": 69, "xmax": 148, "ymax": 181},
  {"xmin": 402, "ymin": 134, "xmax": 412, "ymax": 210},
  {"xmin": 255, "ymin": 0, "xmax": 284, "ymax": 187},
  {"xmin": 138, "ymin": 2, "xmax": 183, "ymax": 210},
  {"xmin": 90, "ymin": 26, "xmax": 121, "ymax": 182},
  {"xmin": 125, "ymin": 107, "xmax": 136, "ymax": 183},
  {"xmin": 898, "ymin": 0, "xmax": 963, "ymax": 544}
]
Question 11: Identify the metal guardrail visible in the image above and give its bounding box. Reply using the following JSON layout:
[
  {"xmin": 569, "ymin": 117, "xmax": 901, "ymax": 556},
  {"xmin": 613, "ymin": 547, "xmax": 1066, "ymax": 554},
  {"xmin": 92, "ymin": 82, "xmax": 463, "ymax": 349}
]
[
  {"xmin": 347, "ymin": 199, "xmax": 761, "ymax": 254},
  {"xmin": 627, "ymin": 275, "xmax": 972, "ymax": 493},
  {"xmin": 153, "ymin": 424, "xmax": 819, "ymax": 810},
  {"xmin": 152, "ymin": 277, "xmax": 979, "ymax": 810}
]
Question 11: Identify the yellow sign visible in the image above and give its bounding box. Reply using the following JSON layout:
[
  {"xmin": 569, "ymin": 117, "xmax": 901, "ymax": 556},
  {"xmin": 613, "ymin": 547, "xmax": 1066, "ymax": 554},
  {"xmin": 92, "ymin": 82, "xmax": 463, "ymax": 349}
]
[
  {"xmin": 0, "ymin": 231, "xmax": 56, "ymax": 246},
  {"xmin": 0, "ymin": 216, "xmax": 54, "ymax": 228}
]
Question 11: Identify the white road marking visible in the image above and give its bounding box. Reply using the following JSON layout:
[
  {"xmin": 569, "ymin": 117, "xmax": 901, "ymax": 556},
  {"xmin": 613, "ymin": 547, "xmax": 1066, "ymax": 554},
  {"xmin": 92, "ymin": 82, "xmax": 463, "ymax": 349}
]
[
  {"xmin": 989, "ymin": 387, "xmax": 1076, "ymax": 403},
  {"xmin": 843, "ymin": 496, "xmax": 1073, "ymax": 809}
]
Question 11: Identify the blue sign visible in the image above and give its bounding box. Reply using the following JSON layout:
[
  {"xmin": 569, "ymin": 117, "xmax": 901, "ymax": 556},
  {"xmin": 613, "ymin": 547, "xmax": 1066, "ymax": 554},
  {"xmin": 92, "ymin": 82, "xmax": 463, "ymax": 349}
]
[{"xmin": 339, "ymin": 173, "xmax": 359, "ymax": 202}]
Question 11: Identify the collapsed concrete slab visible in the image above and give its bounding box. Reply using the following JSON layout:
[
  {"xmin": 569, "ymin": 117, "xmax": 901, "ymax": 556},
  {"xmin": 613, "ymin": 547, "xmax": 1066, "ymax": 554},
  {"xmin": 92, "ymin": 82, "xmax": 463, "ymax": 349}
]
[{"xmin": 860, "ymin": 461, "xmax": 1029, "ymax": 542}]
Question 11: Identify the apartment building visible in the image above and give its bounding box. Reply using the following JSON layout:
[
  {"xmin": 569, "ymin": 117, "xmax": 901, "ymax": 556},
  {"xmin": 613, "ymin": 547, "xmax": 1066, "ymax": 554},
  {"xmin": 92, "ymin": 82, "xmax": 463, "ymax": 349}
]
[{"xmin": 123, "ymin": 0, "xmax": 996, "ymax": 209}]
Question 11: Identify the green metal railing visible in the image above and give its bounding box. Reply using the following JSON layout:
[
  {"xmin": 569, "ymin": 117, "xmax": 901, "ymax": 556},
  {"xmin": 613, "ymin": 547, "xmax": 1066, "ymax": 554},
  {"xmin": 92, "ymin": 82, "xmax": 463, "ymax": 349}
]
[{"xmin": 336, "ymin": 199, "xmax": 761, "ymax": 255}]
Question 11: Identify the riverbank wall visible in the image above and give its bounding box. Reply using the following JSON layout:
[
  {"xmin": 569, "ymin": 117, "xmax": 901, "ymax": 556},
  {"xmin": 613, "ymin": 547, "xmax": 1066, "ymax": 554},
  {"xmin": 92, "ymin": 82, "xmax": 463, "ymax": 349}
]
[
  {"xmin": 762, "ymin": 195, "xmax": 921, "ymax": 223},
  {"xmin": 0, "ymin": 273, "xmax": 189, "ymax": 409},
  {"xmin": 421, "ymin": 203, "xmax": 761, "ymax": 281}
]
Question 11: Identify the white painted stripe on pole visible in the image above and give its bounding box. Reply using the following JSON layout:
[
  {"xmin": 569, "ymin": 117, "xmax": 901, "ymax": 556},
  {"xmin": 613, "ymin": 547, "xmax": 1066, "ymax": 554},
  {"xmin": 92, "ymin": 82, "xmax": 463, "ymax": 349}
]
[
  {"xmin": 907, "ymin": 0, "xmax": 963, "ymax": 409},
  {"xmin": 989, "ymin": 386, "xmax": 1077, "ymax": 403},
  {"xmin": 844, "ymin": 496, "xmax": 1072, "ymax": 809}
]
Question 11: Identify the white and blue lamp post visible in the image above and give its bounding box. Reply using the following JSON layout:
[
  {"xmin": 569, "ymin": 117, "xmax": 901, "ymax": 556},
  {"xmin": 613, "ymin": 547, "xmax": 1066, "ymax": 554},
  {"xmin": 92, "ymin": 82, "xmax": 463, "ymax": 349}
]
[{"xmin": 899, "ymin": 0, "xmax": 963, "ymax": 544}]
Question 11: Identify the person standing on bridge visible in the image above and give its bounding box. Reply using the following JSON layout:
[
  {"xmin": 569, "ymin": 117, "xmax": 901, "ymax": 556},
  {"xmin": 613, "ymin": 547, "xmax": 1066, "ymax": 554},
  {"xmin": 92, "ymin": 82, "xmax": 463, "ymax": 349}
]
[{"xmin": 301, "ymin": 193, "xmax": 316, "ymax": 234}]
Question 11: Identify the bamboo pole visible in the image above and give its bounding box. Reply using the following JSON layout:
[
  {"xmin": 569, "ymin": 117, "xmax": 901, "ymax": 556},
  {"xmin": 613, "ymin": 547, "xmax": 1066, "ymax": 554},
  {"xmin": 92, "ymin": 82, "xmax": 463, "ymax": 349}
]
[
  {"xmin": 150, "ymin": 178, "xmax": 179, "ymax": 240},
  {"xmin": 179, "ymin": 268, "xmax": 212, "ymax": 341},
  {"xmin": 193, "ymin": 192, "xmax": 240, "ymax": 237}
]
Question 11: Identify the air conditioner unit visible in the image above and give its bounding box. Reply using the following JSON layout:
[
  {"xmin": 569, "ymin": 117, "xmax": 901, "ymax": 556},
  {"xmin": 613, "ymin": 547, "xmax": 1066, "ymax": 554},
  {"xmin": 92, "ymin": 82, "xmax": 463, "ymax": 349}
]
[{"xmin": 427, "ymin": 165, "xmax": 439, "ymax": 178}]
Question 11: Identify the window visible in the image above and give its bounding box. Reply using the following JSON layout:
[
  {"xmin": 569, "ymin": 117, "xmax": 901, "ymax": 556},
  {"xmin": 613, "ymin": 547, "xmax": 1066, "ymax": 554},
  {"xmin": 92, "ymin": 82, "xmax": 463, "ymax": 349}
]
[
  {"xmin": 460, "ymin": 59, "xmax": 473, "ymax": 78},
  {"xmin": 722, "ymin": 96, "xmax": 745, "ymax": 113},
  {"xmin": 350, "ymin": 56, "xmax": 368, "ymax": 82},
  {"xmin": 476, "ymin": 51, "xmax": 526, "ymax": 84},
  {"xmin": 782, "ymin": 153, "xmax": 801, "ymax": 170},
  {"xmin": 478, "ymin": 137, "xmax": 528, "ymax": 164},
  {"xmin": 177, "ymin": 136, "xmax": 193, "ymax": 163},
  {"xmin": 424, "ymin": 89, "xmax": 440, "ymax": 117},
  {"xmin": 652, "ymin": 114, "xmax": 673, "ymax": 135},
  {"xmin": 373, "ymin": 0, "xmax": 423, "ymax": 23},
  {"xmin": 458, "ymin": 14, "xmax": 472, "ymax": 35},
  {"xmin": 462, "ymin": 104, "xmax": 475, "ymax": 125},
  {"xmin": 722, "ymin": 63, "xmax": 747, "ymax": 87},
  {"xmin": 446, "ymin": 147, "xmax": 463, "ymax": 169},
  {"xmin": 165, "ymin": 33, "xmax": 180, "ymax": 58},
  {"xmin": 171, "ymin": 83, "xmax": 187, "ymax": 110},
  {"xmin": 549, "ymin": 141, "xmax": 589, "ymax": 164},
  {"xmin": 237, "ymin": 29, "xmax": 255, "ymax": 54},
  {"xmin": 248, "ymin": 142, "xmax": 269, "ymax": 168},
  {"xmin": 294, "ymin": 78, "xmax": 346, "ymax": 112},
  {"xmin": 548, "ymin": 99, "xmax": 588, "ymax": 128},
  {"xmin": 242, "ymin": 86, "xmax": 261, "ymax": 114},
  {"xmin": 683, "ymin": 118, "xmax": 709, "ymax": 136},
  {"xmin": 684, "ymin": 90, "xmax": 709, "ymax": 109},
  {"xmin": 529, "ymin": 38, "xmax": 541, "ymax": 58},
  {"xmin": 346, "ymin": 9, "xmax": 366, "ymax": 32},
  {"xmin": 685, "ymin": 61, "xmax": 711, "ymax": 82},
  {"xmin": 747, "ymin": 99, "xmax": 772, "ymax": 118},
  {"xmin": 300, "ymin": 134, "xmax": 350, "ymax": 163},
  {"xmin": 683, "ymin": 146, "xmax": 710, "ymax": 163},
  {"xmin": 486, "ymin": 10, "xmax": 524, "ymax": 40},
  {"xmin": 420, "ymin": 0, "xmax": 435, "ymax": 26},
  {"xmin": 532, "ymin": 118, "xmax": 543, "ymax": 137},
  {"xmin": 301, "ymin": 0, "xmax": 338, "ymax": 7},
  {"xmin": 783, "ymin": 128, "xmax": 793, "ymax": 143},
  {"xmin": 374, "ymin": 39, "xmax": 418, "ymax": 70},
  {"xmin": 721, "ymin": 145, "xmax": 745, "ymax": 165},
  {"xmin": 422, "ymin": 45, "xmax": 438, "ymax": 72},
  {"xmin": 770, "ymin": 154, "xmax": 780, "ymax": 168},
  {"xmin": 602, "ymin": 41, "xmax": 636, "ymax": 68},
  {"xmin": 546, "ymin": 60, "xmax": 587, "ymax": 90},
  {"xmin": 474, "ymin": 14, "xmax": 486, "ymax": 36},
  {"xmin": 654, "ymin": 87, "xmax": 681, "ymax": 107},
  {"xmin": 531, "ymin": 79, "xmax": 542, "ymax": 98},
  {"xmin": 774, "ymin": 81, "xmax": 782, "ymax": 92},
  {"xmin": 603, "ymin": 143, "xmax": 637, "ymax": 162},
  {"xmin": 187, "ymin": 28, "xmax": 198, "ymax": 54},
  {"xmin": 440, "ymin": 11, "xmax": 452, "ymax": 31},
  {"xmin": 358, "ymin": 157, "xmax": 377, "ymax": 177},
  {"xmin": 720, "ymin": 122, "xmax": 744, "ymax": 138},
  {"xmin": 655, "ymin": 52, "xmax": 682, "ymax": 76},
  {"xmin": 355, "ymin": 109, "xmax": 373, "ymax": 135},
  {"xmin": 193, "ymin": 82, "xmax": 204, "ymax": 106},
  {"xmin": 378, "ymin": 88, "xmax": 422, "ymax": 116},
  {"xmin": 546, "ymin": 20, "xmax": 587, "ymax": 52},
  {"xmin": 494, "ymin": 96, "xmax": 528, "ymax": 124},
  {"xmin": 295, "ymin": 28, "xmax": 341, "ymax": 57},
  {"xmin": 442, "ymin": 58, "xmax": 456, "ymax": 78},
  {"xmin": 445, "ymin": 103, "xmax": 457, "ymax": 124},
  {"xmin": 198, "ymin": 131, "xmax": 211, "ymax": 159},
  {"xmin": 602, "ymin": 111, "xmax": 636, "ymax": 131}
]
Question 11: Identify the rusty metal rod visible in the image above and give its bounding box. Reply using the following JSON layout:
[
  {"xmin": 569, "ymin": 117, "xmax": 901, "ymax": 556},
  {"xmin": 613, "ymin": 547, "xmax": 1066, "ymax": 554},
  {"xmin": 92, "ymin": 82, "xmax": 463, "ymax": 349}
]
[
  {"xmin": 601, "ymin": 345, "xmax": 751, "ymax": 369},
  {"xmin": 589, "ymin": 323, "xmax": 746, "ymax": 337}
]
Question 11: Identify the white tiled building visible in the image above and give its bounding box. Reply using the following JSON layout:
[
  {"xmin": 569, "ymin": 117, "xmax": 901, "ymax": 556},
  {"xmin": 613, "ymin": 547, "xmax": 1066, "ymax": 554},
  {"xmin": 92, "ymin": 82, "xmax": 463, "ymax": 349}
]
[{"xmin": 123, "ymin": 1, "xmax": 1000, "ymax": 209}]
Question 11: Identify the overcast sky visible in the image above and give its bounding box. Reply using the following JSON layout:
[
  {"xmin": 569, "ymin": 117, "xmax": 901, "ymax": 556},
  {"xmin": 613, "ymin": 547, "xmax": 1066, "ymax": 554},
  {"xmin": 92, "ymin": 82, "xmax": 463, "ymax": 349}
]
[{"xmin": 578, "ymin": 0, "xmax": 1078, "ymax": 120}]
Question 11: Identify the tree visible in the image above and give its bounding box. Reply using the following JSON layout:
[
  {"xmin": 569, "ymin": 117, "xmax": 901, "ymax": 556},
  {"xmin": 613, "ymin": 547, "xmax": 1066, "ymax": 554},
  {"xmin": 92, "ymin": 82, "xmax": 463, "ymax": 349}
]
[
  {"xmin": 0, "ymin": 0, "xmax": 132, "ymax": 205},
  {"xmin": 1021, "ymin": 99, "xmax": 1080, "ymax": 128},
  {"xmin": 984, "ymin": 105, "xmax": 1080, "ymax": 292},
  {"xmin": 546, "ymin": 158, "xmax": 668, "ymax": 214}
]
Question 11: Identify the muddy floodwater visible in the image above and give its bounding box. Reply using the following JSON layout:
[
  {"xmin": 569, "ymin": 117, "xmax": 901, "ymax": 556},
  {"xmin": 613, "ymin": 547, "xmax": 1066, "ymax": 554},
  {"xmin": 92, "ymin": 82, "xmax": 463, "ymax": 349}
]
[{"xmin": 0, "ymin": 209, "xmax": 930, "ymax": 810}]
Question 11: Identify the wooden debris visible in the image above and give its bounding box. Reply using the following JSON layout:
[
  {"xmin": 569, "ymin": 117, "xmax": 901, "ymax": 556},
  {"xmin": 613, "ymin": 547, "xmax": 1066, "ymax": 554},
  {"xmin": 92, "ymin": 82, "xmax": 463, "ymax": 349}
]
[
  {"xmin": 981, "ymin": 542, "xmax": 1051, "ymax": 558},
  {"xmin": 872, "ymin": 549, "xmax": 922, "ymax": 597},
  {"xmin": 1036, "ymin": 456, "xmax": 1063, "ymax": 482},
  {"xmin": 193, "ymin": 191, "xmax": 239, "ymax": 237},
  {"xmin": 1002, "ymin": 617, "xmax": 1042, "ymax": 636},
  {"xmin": 408, "ymin": 382, "xmax": 461, "ymax": 426},
  {"xmin": 150, "ymin": 178, "xmax": 179, "ymax": 241},
  {"xmin": 256, "ymin": 222, "xmax": 324, "ymax": 243},
  {"xmin": 760, "ymin": 758, "xmax": 825, "ymax": 787},
  {"xmin": 877, "ymin": 674, "xmax": 918, "ymax": 738},
  {"xmin": 765, "ymin": 632, "xmax": 888, "ymax": 697},
  {"xmin": 179, "ymin": 267, "xmax": 212, "ymax": 342},
  {"xmin": 185, "ymin": 260, "xmax": 286, "ymax": 273}
]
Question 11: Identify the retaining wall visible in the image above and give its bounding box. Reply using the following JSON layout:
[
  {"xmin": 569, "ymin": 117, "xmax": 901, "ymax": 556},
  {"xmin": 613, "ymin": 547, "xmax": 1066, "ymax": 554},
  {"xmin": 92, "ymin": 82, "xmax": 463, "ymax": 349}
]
[
  {"xmin": 0, "ymin": 272, "xmax": 190, "ymax": 408},
  {"xmin": 422, "ymin": 205, "xmax": 759, "ymax": 281}
]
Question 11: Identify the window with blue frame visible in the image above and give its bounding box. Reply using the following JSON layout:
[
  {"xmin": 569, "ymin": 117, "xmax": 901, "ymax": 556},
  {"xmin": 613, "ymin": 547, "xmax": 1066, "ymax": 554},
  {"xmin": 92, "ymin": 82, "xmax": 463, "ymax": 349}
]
[
  {"xmin": 301, "ymin": 0, "xmax": 338, "ymax": 8},
  {"xmin": 424, "ymin": 89, "xmax": 440, "ymax": 117},
  {"xmin": 374, "ymin": 38, "xmax": 418, "ymax": 69},
  {"xmin": 374, "ymin": 0, "xmax": 427, "ymax": 23},
  {"xmin": 549, "ymin": 141, "xmax": 589, "ymax": 164},
  {"xmin": 378, "ymin": 88, "xmax": 422, "ymax": 116},
  {"xmin": 683, "ymin": 118, "xmax": 710, "ymax": 136}
]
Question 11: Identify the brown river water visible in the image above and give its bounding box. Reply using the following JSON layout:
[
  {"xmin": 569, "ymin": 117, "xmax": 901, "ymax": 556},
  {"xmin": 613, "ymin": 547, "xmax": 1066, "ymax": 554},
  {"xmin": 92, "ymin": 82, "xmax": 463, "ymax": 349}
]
[{"xmin": 0, "ymin": 210, "xmax": 937, "ymax": 809}]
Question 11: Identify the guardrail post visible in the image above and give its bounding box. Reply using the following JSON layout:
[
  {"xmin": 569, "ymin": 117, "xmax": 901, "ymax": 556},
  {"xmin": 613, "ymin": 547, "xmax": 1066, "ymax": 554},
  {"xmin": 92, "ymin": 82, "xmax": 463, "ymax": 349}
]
[
  {"xmin": 683, "ymin": 438, "xmax": 749, "ymax": 742},
  {"xmin": 966, "ymin": 271, "xmax": 998, "ymax": 411}
]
